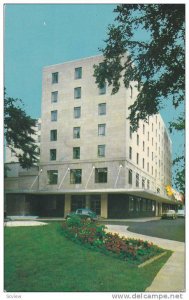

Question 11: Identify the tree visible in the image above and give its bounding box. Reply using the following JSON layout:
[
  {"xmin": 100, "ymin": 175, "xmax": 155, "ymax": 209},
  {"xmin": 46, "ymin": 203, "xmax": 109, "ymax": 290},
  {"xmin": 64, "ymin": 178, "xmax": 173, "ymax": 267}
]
[
  {"xmin": 4, "ymin": 90, "xmax": 39, "ymax": 169},
  {"xmin": 94, "ymin": 4, "xmax": 185, "ymax": 192}
]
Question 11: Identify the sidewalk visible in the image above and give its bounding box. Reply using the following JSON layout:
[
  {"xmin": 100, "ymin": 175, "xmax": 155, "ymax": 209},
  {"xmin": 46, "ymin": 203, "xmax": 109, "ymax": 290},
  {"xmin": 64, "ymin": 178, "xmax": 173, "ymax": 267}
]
[{"xmin": 106, "ymin": 225, "xmax": 185, "ymax": 292}]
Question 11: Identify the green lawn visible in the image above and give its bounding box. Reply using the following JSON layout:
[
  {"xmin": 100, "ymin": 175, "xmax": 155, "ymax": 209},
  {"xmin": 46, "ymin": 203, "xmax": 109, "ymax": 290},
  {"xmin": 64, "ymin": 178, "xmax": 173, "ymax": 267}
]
[{"xmin": 4, "ymin": 222, "xmax": 172, "ymax": 292}]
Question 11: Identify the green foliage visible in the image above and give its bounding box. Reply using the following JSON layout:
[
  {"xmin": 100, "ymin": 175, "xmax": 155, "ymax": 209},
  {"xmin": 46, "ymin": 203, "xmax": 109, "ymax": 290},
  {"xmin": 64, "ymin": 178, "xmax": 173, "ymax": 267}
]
[
  {"xmin": 173, "ymin": 157, "xmax": 185, "ymax": 194},
  {"xmin": 66, "ymin": 215, "xmax": 83, "ymax": 228},
  {"xmin": 4, "ymin": 222, "xmax": 172, "ymax": 292},
  {"xmin": 4, "ymin": 90, "xmax": 39, "ymax": 169},
  {"xmin": 94, "ymin": 4, "xmax": 185, "ymax": 192},
  {"xmin": 94, "ymin": 4, "xmax": 184, "ymax": 130}
]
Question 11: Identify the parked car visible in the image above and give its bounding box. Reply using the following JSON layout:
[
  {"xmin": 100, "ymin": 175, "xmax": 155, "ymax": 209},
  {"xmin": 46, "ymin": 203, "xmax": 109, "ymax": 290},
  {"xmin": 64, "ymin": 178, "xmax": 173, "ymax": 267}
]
[
  {"xmin": 176, "ymin": 209, "xmax": 185, "ymax": 218},
  {"xmin": 161, "ymin": 209, "xmax": 177, "ymax": 219},
  {"xmin": 65, "ymin": 208, "xmax": 98, "ymax": 221}
]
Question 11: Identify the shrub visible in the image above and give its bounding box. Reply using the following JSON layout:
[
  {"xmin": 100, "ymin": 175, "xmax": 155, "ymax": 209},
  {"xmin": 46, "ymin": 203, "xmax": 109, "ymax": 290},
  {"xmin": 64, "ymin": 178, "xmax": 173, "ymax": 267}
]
[
  {"xmin": 66, "ymin": 215, "xmax": 82, "ymax": 228},
  {"xmin": 62, "ymin": 220, "xmax": 164, "ymax": 264}
]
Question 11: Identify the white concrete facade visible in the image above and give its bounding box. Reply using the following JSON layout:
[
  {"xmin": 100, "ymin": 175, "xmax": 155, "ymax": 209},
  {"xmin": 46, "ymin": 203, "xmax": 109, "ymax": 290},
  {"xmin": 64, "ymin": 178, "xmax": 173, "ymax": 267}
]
[
  {"xmin": 5, "ymin": 55, "xmax": 175, "ymax": 219},
  {"xmin": 39, "ymin": 55, "xmax": 172, "ymax": 196}
]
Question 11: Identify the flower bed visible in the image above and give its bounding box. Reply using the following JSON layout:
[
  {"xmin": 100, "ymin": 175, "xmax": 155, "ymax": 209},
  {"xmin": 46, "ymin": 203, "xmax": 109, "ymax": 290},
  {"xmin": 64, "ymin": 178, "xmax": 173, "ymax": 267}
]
[{"xmin": 62, "ymin": 216, "xmax": 165, "ymax": 264}]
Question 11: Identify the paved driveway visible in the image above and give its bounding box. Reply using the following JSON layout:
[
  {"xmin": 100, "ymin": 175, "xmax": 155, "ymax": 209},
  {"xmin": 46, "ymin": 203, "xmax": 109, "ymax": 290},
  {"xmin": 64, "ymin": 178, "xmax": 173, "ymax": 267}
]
[
  {"xmin": 100, "ymin": 218, "xmax": 185, "ymax": 242},
  {"xmin": 127, "ymin": 218, "xmax": 185, "ymax": 242}
]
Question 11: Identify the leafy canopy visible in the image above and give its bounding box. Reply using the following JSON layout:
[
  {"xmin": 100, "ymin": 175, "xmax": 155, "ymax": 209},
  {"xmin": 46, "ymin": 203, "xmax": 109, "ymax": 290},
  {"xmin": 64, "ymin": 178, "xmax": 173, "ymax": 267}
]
[
  {"xmin": 4, "ymin": 91, "xmax": 39, "ymax": 169},
  {"xmin": 94, "ymin": 4, "xmax": 185, "ymax": 131},
  {"xmin": 94, "ymin": 4, "xmax": 185, "ymax": 193}
]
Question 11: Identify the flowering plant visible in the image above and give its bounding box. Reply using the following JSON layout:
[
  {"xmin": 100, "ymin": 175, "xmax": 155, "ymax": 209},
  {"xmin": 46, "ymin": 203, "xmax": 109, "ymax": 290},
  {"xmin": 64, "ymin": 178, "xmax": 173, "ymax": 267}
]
[{"xmin": 62, "ymin": 218, "xmax": 164, "ymax": 263}]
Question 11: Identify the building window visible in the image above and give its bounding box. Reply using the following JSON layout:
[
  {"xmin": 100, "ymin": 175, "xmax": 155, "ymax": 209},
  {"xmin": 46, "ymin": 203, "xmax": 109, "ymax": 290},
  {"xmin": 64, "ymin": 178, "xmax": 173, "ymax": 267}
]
[
  {"xmin": 147, "ymin": 132, "xmax": 149, "ymax": 141},
  {"xmin": 52, "ymin": 72, "xmax": 58, "ymax": 84},
  {"xmin": 70, "ymin": 169, "xmax": 82, "ymax": 184},
  {"xmin": 51, "ymin": 91, "xmax": 58, "ymax": 103},
  {"xmin": 50, "ymin": 129, "xmax": 57, "ymax": 141},
  {"xmin": 152, "ymin": 151, "xmax": 154, "ymax": 161},
  {"xmin": 136, "ymin": 173, "xmax": 139, "ymax": 187},
  {"xmin": 143, "ymin": 141, "xmax": 145, "ymax": 151},
  {"xmin": 128, "ymin": 169, "xmax": 132, "ymax": 184},
  {"xmin": 75, "ymin": 67, "xmax": 82, "ymax": 79},
  {"xmin": 51, "ymin": 110, "xmax": 57, "ymax": 121},
  {"xmin": 90, "ymin": 195, "xmax": 101, "ymax": 215},
  {"xmin": 98, "ymin": 103, "xmax": 106, "ymax": 115},
  {"xmin": 129, "ymin": 126, "xmax": 132, "ymax": 139},
  {"xmin": 98, "ymin": 124, "xmax": 106, "ymax": 136},
  {"xmin": 129, "ymin": 146, "xmax": 132, "ymax": 160},
  {"xmin": 143, "ymin": 124, "xmax": 145, "ymax": 134},
  {"xmin": 147, "ymin": 180, "xmax": 150, "ymax": 189},
  {"xmin": 152, "ymin": 137, "xmax": 154, "ymax": 146},
  {"xmin": 136, "ymin": 153, "xmax": 139, "ymax": 165},
  {"xmin": 143, "ymin": 158, "xmax": 145, "ymax": 169},
  {"xmin": 147, "ymin": 200, "xmax": 152, "ymax": 211},
  {"xmin": 73, "ymin": 147, "xmax": 80, "ymax": 159},
  {"xmin": 142, "ymin": 199, "xmax": 147, "ymax": 211},
  {"xmin": 147, "ymin": 147, "xmax": 149, "ymax": 157},
  {"xmin": 130, "ymin": 85, "xmax": 133, "ymax": 98},
  {"xmin": 50, "ymin": 149, "xmax": 56, "ymax": 161},
  {"xmin": 147, "ymin": 162, "xmax": 149, "ymax": 172},
  {"xmin": 152, "ymin": 123, "xmax": 154, "ymax": 132},
  {"xmin": 99, "ymin": 83, "xmax": 106, "ymax": 95},
  {"xmin": 47, "ymin": 170, "xmax": 58, "ymax": 185},
  {"xmin": 142, "ymin": 177, "xmax": 145, "ymax": 188},
  {"xmin": 74, "ymin": 87, "xmax": 81, "ymax": 99},
  {"xmin": 73, "ymin": 127, "xmax": 80, "ymax": 139},
  {"xmin": 129, "ymin": 196, "xmax": 134, "ymax": 211},
  {"xmin": 137, "ymin": 134, "xmax": 139, "ymax": 145},
  {"xmin": 95, "ymin": 168, "xmax": 107, "ymax": 183},
  {"xmin": 136, "ymin": 197, "xmax": 141, "ymax": 212},
  {"xmin": 74, "ymin": 107, "xmax": 81, "ymax": 118},
  {"xmin": 98, "ymin": 145, "xmax": 105, "ymax": 157}
]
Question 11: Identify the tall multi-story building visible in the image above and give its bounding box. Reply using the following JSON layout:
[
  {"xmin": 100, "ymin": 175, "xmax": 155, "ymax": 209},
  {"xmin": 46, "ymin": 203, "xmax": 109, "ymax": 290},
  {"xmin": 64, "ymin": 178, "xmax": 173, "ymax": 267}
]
[{"xmin": 5, "ymin": 55, "xmax": 176, "ymax": 218}]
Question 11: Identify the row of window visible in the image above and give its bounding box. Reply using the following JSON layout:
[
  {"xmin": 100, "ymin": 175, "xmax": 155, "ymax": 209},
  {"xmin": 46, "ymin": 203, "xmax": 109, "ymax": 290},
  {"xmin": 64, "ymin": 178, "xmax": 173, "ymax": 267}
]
[
  {"xmin": 51, "ymin": 103, "xmax": 106, "ymax": 121},
  {"xmin": 128, "ymin": 196, "xmax": 155, "ymax": 212},
  {"xmin": 47, "ymin": 168, "xmax": 107, "ymax": 185},
  {"xmin": 49, "ymin": 145, "xmax": 106, "ymax": 160},
  {"xmin": 51, "ymin": 85, "xmax": 106, "ymax": 102},
  {"xmin": 50, "ymin": 124, "xmax": 106, "ymax": 142},
  {"xmin": 128, "ymin": 169, "xmax": 150, "ymax": 189},
  {"xmin": 129, "ymin": 146, "xmax": 161, "ymax": 164},
  {"xmin": 52, "ymin": 86, "xmax": 106, "ymax": 101},
  {"xmin": 130, "ymin": 127, "xmax": 165, "ymax": 147},
  {"xmin": 52, "ymin": 67, "xmax": 82, "ymax": 84},
  {"xmin": 47, "ymin": 167, "xmax": 152, "ymax": 190},
  {"xmin": 129, "ymin": 148, "xmax": 163, "ymax": 176}
]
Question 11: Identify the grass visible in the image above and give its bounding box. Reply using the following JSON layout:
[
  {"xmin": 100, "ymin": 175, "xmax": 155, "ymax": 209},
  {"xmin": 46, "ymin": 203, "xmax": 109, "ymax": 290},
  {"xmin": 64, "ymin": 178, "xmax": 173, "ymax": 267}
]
[{"xmin": 4, "ymin": 222, "xmax": 172, "ymax": 292}]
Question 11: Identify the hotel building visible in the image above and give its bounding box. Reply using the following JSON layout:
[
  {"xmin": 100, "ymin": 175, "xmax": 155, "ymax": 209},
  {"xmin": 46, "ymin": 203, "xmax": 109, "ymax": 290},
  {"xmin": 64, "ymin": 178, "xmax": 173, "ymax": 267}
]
[{"xmin": 5, "ymin": 55, "xmax": 177, "ymax": 218}]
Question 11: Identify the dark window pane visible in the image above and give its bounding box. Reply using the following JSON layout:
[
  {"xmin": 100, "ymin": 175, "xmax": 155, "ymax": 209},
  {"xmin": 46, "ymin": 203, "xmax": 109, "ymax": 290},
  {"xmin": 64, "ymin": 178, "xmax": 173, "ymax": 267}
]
[
  {"xmin": 95, "ymin": 168, "xmax": 107, "ymax": 183},
  {"xmin": 52, "ymin": 72, "xmax": 58, "ymax": 84}
]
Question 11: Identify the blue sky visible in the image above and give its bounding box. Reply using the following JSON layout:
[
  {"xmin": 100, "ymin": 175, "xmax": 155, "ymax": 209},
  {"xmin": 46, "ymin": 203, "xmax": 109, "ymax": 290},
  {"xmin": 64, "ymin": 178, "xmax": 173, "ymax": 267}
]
[
  {"xmin": 4, "ymin": 3, "xmax": 184, "ymax": 176},
  {"xmin": 4, "ymin": 4, "xmax": 116, "ymax": 117}
]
